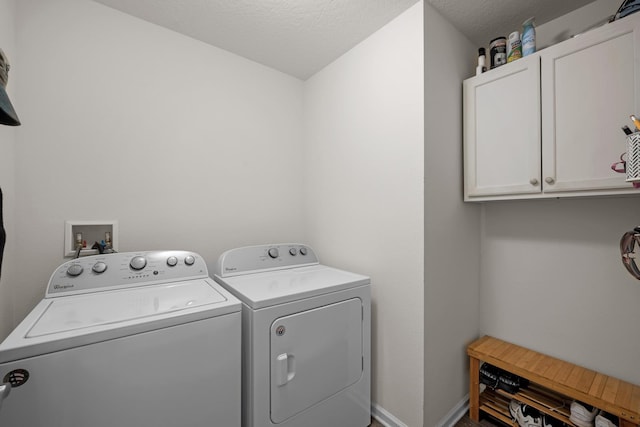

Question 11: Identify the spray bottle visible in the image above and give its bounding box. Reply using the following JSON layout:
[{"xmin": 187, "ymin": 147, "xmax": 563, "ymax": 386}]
[{"xmin": 522, "ymin": 17, "xmax": 536, "ymax": 56}]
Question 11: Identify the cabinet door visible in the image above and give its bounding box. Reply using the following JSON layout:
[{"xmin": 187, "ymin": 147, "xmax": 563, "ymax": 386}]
[
  {"xmin": 464, "ymin": 54, "xmax": 542, "ymax": 200},
  {"xmin": 541, "ymin": 16, "xmax": 640, "ymax": 193}
]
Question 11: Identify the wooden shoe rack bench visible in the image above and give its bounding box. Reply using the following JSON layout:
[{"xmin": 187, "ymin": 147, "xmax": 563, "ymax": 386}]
[{"xmin": 467, "ymin": 336, "xmax": 640, "ymax": 427}]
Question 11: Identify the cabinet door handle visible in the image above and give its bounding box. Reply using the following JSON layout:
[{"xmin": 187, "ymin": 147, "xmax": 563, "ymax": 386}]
[
  {"xmin": 529, "ymin": 178, "xmax": 539, "ymax": 186},
  {"xmin": 545, "ymin": 177, "xmax": 555, "ymax": 184}
]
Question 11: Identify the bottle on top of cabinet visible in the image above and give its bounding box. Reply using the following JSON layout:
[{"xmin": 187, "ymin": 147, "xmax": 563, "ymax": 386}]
[
  {"xmin": 476, "ymin": 48, "xmax": 487, "ymax": 76},
  {"xmin": 507, "ymin": 31, "xmax": 523, "ymax": 62},
  {"xmin": 522, "ymin": 17, "xmax": 536, "ymax": 56},
  {"xmin": 489, "ymin": 37, "xmax": 507, "ymax": 68}
]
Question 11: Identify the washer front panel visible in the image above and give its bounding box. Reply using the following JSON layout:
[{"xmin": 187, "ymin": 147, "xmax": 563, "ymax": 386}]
[{"xmin": 0, "ymin": 313, "xmax": 241, "ymax": 427}]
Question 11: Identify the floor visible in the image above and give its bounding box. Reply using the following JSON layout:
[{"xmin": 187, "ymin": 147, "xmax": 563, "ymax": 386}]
[{"xmin": 370, "ymin": 415, "xmax": 494, "ymax": 427}]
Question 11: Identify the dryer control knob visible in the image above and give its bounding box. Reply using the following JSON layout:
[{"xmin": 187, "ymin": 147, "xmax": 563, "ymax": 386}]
[
  {"xmin": 167, "ymin": 256, "xmax": 178, "ymax": 267},
  {"xmin": 92, "ymin": 262, "xmax": 107, "ymax": 274},
  {"xmin": 289, "ymin": 248, "xmax": 297, "ymax": 256},
  {"xmin": 268, "ymin": 248, "xmax": 279, "ymax": 259},
  {"xmin": 66, "ymin": 264, "xmax": 84, "ymax": 277},
  {"xmin": 299, "ymin": 247, "xmax": 308, "ymax": 256},
  {"xmin": 184, "ymin": 255, "xmax": 195, "ymax": 266},
  {"xmin": 130, "ymin": 256, "xmax": 147, "ymax": 271}
]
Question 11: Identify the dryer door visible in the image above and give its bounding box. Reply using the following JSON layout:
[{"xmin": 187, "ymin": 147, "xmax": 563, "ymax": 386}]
[{"xmin": 270, "ymin": 298, "xmax": 363, "ymax": 424}]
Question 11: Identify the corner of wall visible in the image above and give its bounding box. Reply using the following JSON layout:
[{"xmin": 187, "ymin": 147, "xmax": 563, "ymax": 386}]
[{"xmin": 423, "ymin": 2, "xmax": 481, "ymax": 426}]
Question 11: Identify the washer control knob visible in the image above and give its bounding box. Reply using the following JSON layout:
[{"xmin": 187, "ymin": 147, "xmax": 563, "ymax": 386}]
[
  {"xmin": 289, "ymin": 248, "xmax": 297, "ymax": 256},
  {"xmin": 66, "ymin": 264, "xmax": 84, "ymax": 277},
  {"xmin": 130, "ymin": 256, "xmax": 147, "ymax": 271},
  {"xmin": 299, "ymin": 247, "xmax": 308, "ymax": 256},
  {"xmin": 268, "ymin": 248, "xmax": 279, "ymax": 259},
  {"xmin": 92, "ymin": 262, "xmax": 107, "ymax": 274},
  {"xmin": 184, "ymin": 255, "xmax": 195, "ymax": 266},
  {"xmin": 166, "ymin": 256, "xmax": 178, "ymax": 267}
]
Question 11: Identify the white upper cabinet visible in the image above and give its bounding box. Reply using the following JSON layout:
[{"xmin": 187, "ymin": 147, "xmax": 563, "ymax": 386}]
[
  {"xmin": 464, "ymin": 55, "xmax": 541, "ymax": 198},
  {"xmin": 541, "ymin": 18, "xmax": 640, "ymax": 194},
  {"xmin": 463, "ymin": 14, "xmax": 640, "ymax": 201}
]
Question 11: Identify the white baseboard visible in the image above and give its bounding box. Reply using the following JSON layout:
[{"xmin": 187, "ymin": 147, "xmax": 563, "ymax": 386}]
[
  {"xmin": 434, "ymin": 394, "xmax": 469, "ymax": 427},
  {"xmin": 371, "ymin": 402, "xmax": 409, "ymax": 427},
  {"xmin": 372, "ymin": 395, "xmax": 469, "ymax": 427}
]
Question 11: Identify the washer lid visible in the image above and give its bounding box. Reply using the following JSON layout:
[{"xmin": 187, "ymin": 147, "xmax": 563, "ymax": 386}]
[
  {"xmin": 214, "ymin": 264, "xmax": 370, "ymax": 309},
  {"xmin": 28, "ymin": 279, "xmax": 227, "ymax": 338},
  {"xmin": 0, "ymin": 279, "xmax": 240, "ymax": 364}
]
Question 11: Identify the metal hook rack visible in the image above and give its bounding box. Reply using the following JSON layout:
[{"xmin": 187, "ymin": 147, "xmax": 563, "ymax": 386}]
[{"xmin": 620, "ymin": 226, "xmax": 640, "ymax": 279}]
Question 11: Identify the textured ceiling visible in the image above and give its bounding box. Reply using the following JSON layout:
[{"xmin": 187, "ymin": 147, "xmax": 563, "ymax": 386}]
[
  {"xmin": 92, "ymin": 0, "xmax": 420, "ymax": 80},
  {"xmin": 91, "ymin": 0, "xmax": 606, "ymax": 80}
]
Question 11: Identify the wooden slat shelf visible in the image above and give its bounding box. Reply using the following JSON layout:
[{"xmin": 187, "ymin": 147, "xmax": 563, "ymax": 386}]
[
  {"xmin": 513, "ymin": 384, "xmax": 572, "ymax": 418},
  {"xmin": 494, "ymin": 385, "xmax": 575, "ymax": 426},
  {"xmin": 480, "ymin": 392, "xmax": 517, "ymax": 426},
  {"xmin": 480, "ymin": 389, "xmax": 516, "ymax": 425},
  {"xmin": 468, "ymin": 336, "xmax": 640, "ymax": 427}
]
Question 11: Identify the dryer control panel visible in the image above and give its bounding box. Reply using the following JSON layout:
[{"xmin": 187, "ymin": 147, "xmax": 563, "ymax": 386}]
[
  {"xmin": 215, "ymin": 244, "xmax": 318, "ymax": 277},
  {"xmin": 46, "ymin": 250, "xmax": 208, "ymax": 297}
]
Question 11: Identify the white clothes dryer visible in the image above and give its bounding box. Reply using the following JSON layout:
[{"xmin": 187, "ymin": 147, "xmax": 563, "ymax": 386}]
[
  {"xmin": 0, "ymin": 250, "xmax": 241, "ymax": 427},
  {"xmin": 214, "ymin": 243, "xmax": 371, "ymax": 427}
]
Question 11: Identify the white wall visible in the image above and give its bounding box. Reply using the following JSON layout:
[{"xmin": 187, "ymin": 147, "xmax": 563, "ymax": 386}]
[
  {"xmin": 480, "ymin": 0, "xmax": 640, "ymax": 385},
  {"xmin": 303, "ymin": 3, "xmax": 424, "ymax": 425},
  {"xmin": 423, "ymin": 3, "xmax": 479, "ymax": 426},
  {"xmin": 481, "ymin": 198, "xmax": 640, "ymax": 383},
  {"xmin": 9, "ymin": 0, "xmax": 305, "ymax": 327},
  {"xmin": 0, "ymin": 0, "xmax": 17, "ymax": 339}
]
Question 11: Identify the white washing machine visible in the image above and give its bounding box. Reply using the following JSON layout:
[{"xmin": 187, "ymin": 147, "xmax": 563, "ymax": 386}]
[
  {"xmin": 214, "ymin": 243, "xmax": 371, "ymax": 427},
  {"xmin": 0, "ymin": 250, "xmax": 241, "ymax": 427}
]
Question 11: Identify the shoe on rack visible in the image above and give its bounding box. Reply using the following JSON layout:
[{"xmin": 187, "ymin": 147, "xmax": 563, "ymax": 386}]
[
  {"xmin": 509, "ymin": 399, "xmax": 542, "ymax": 427},
  {"xmin": 480, "ymin": 362, "xmax": 529, "ymax": 393},
  {"xmin": 479, "ymin": 363, "xmax": 501, "ymax": 389},
  {"xmin": 570, "ymin": 401, "xmax": 600, "ymax": 427},
  {"xmin": 542, "ymin": 414, "xmax": 567, "ymax": 427},
  {"xmin": 498, "ymin": 370, "xmax": 529, "ymax": 394},
  {"xmin": 595, "ymin": 412, "xmax": 619, "ymax": 427}
]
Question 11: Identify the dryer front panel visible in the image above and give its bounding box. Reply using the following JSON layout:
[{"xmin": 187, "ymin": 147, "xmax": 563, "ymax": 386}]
[{"xmin": 269, "ymin": 298, "xmax": 363, "ymax": 424}]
